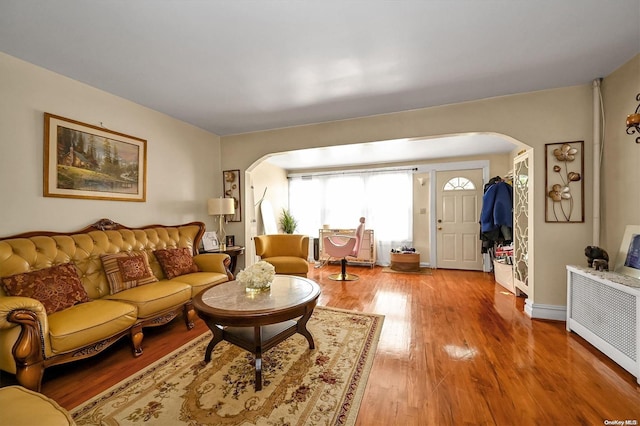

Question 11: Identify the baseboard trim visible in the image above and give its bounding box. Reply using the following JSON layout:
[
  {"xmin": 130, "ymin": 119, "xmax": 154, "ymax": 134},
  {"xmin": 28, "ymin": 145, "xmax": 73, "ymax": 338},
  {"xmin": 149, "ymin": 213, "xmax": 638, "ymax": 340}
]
[{"xmin": 524, "ymin": 300, "xmax": 566, "ymax": 321}]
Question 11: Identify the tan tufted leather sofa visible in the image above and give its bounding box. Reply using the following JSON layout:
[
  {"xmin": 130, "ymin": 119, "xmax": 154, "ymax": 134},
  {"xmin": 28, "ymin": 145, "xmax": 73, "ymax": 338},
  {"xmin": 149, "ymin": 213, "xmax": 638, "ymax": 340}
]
[
  {"xmin": 254, "ymin": 234, "xmax": 310, "ymax": 277},
  {"xmin": 0, "ymin": 218, "xmax": 232, "ymax": 391}
]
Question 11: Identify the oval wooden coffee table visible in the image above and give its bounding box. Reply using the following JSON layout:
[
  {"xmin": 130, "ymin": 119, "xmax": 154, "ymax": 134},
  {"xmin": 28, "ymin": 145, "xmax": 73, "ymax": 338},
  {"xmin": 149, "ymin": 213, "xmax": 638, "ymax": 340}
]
[{"xmin": 193, "ymin": 275, "xmax": 321, "ymax": 391}]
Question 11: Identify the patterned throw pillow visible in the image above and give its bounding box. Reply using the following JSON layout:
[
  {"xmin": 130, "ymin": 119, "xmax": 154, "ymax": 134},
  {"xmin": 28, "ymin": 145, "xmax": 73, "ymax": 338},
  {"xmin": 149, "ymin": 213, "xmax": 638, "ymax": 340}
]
[
  {"xmin": 101, "ymin": 252, "xmax": 158, "ymax": 295},
  {"xmin": 154, "ymin": 247, "xmax": 199, "ymax": 279},
  {"xmin": 1, "ymin": 263, "xmax": 90, "ymax": 315}
]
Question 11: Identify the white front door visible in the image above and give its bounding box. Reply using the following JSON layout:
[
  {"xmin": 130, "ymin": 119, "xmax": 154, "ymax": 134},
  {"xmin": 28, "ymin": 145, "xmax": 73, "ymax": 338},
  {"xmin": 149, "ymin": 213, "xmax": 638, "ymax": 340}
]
[{"xmin": 436, "ymin": 169, "xmax": 484, "ymax": 270}]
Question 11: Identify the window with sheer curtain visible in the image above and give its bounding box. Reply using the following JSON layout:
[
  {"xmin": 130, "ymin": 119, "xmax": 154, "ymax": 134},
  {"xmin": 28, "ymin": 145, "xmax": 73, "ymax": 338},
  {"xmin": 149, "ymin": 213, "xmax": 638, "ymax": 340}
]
[{"xmin": 288, "ymin": 170, "xmax": 413, "ymax": 265}]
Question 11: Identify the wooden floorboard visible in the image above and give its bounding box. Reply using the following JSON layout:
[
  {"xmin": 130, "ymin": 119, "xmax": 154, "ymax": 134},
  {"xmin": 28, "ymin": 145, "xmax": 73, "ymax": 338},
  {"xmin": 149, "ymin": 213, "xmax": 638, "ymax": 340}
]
[{"xmin": 3, "ymin": 264, "xmax": 640, "ymax": 424}]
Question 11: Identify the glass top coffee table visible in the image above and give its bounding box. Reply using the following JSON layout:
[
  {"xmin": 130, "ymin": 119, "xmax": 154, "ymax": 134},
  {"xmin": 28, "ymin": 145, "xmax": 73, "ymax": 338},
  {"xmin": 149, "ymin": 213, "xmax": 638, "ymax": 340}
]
[{"xmin": 192, "ymin": 275, "xmax": 321, "ymax": 391}]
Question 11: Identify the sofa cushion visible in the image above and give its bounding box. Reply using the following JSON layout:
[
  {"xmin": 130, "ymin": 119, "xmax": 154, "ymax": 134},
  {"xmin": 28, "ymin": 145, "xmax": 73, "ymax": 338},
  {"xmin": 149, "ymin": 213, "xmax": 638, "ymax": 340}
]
[
  {"xmin": 154, "ymin": 247, "xmax": 199, "ymax": 279},
  {"xmin": 262, "ymin": 256, "xmax": 309, "ymax": 276},
  {"xmin": 47, "ymin": 299, "xmax": 137, "ymax": 354},
  {"xmin": 101, "ymin": 252, "xmax": 158, "ymax": 294},
  {"xmin": 1, "ymin": 263, "xmax": 90, "ymax": 315},
  {"xmin": 171, "ymin": 272, "xmax": 230, "ymax": 297},
  {"xmin": 104, "ymin": 280, "xmax": 192, "ymax": 319}
]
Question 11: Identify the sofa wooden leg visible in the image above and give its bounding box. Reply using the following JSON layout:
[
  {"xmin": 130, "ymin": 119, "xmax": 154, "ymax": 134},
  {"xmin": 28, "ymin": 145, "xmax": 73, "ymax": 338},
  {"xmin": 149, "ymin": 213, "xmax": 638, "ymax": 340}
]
[
  {"xmin": 9, "ymin": 310, "xmax": 46, "ymax": 392},
  {"xmin": 130, "ymin": 325, "xmax": 143, "ymax": 356},
  {"xmin": 184, "ymin": 303, "xmax": 196, "ymax": 330},
  {"xmin": 15, "ymin": 362, "xmax": 45, "ymax": 392}
]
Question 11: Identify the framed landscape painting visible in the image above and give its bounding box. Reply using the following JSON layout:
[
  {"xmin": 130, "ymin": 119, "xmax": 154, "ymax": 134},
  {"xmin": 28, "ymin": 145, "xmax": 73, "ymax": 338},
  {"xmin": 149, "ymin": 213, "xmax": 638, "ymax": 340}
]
[{"xmin": 44, "ymin": 113, "xmax": 147, "ymax": 202}]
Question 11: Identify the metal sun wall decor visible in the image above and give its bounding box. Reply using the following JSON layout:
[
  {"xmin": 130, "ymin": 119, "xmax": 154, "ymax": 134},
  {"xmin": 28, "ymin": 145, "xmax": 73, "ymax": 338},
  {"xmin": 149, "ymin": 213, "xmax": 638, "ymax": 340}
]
[
  {"xmin": 545, "ymin": 141, "xmax": 584, "ymax": 223},
  {"xmin": 223, "ymin": 169, "xmax": 241, "ymax": 222}
]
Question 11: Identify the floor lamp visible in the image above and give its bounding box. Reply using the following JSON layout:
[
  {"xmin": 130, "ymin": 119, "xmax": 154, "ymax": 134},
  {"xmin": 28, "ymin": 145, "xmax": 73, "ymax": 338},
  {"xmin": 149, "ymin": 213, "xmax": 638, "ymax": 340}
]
[{"xmin": 208, "ymin": 197, "xmax": 235, "ymax": 250}]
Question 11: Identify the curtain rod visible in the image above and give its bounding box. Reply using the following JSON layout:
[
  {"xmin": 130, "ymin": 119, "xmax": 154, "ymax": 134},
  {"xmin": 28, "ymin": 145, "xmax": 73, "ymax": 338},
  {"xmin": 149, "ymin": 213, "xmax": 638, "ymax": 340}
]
[{"xmin": 288, "ymin": 166, "xmax": 418, "ymax": 179}]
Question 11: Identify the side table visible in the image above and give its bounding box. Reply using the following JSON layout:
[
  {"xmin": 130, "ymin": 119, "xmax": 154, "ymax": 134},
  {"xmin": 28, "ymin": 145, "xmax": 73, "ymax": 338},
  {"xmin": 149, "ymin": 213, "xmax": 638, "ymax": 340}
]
[{"xmin": 201, "ymin": 245, "xmax": 245, "ymax": 274}]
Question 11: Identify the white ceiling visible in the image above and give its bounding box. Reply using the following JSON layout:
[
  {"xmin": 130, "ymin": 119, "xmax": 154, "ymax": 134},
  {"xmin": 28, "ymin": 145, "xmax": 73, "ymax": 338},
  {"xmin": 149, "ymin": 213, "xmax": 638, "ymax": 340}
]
[{"xmin": 1, "ymin": 1, "xmax": 638, "ymax": 169}]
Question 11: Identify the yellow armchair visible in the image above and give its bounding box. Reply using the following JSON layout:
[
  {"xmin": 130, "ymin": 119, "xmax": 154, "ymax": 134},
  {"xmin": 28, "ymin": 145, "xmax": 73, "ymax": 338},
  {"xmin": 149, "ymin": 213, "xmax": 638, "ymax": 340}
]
[{"xmin": 254, "ymin": 235, "xmax": 309, "ymax": 277}]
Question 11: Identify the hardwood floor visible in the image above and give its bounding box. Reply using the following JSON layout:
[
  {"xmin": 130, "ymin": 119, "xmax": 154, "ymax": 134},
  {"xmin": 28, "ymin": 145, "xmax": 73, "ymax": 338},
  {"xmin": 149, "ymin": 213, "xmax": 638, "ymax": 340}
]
[{"xmin": 4, "ymin": 265, "xmax": 640, "ymax": 424}]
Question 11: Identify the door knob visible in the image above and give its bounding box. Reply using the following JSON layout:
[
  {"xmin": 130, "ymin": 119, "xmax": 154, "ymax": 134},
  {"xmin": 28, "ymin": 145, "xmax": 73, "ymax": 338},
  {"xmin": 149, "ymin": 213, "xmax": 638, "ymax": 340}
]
[{"xmin": 438, "ymin": 227, "xmax": 443, "ymax": 230}]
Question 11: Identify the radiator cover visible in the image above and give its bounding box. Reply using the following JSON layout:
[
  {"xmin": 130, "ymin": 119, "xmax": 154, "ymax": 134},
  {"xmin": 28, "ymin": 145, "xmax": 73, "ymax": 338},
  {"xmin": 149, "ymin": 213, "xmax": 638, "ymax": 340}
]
[{"xmin": 566, "ymin": 265, "xmax": 640, "ymax": 383}]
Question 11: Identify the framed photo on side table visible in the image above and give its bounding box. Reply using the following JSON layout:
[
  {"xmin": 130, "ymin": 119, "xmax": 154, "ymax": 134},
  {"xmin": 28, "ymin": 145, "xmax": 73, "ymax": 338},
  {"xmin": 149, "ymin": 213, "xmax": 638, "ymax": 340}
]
[{"xmin": 202, "ymin": 231, "xmax": 219, "ymax": 251}]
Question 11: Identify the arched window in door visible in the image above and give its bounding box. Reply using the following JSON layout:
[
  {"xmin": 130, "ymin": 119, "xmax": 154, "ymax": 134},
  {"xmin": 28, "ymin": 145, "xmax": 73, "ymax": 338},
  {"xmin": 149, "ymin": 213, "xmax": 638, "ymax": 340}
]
[{"xmin": 443, "ymin": 177, "xmax": 476, "ymax": 191}]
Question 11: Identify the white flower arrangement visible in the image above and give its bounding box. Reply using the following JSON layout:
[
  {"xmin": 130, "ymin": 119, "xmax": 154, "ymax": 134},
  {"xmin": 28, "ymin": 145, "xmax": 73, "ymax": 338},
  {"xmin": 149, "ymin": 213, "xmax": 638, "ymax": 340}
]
[{"xmin": 237, "ymin": 260, "xmax": 275, "ymax": 291}]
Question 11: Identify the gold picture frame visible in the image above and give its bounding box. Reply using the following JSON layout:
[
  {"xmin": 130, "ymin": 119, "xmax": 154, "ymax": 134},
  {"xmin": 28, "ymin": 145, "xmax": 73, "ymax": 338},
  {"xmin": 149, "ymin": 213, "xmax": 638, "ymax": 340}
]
[
  {"xmin": 223, "ymin": 169, "xmax": 241, "ymax": 222},
  {"xmin": 544, "ymin": 141, "xmax": 584, "ymax": 223},
  {"xmin": 44, "ymin": 113, "xmax": 147, "ymax": 202}
]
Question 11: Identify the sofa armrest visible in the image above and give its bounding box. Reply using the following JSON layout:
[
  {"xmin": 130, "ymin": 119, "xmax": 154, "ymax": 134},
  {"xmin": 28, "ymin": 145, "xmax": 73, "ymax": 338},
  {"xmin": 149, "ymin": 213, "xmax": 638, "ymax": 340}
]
[
  {"xmin": 194, "ymin": 253, "xmax": 233, "ymax": 280},
  {"xmin": 0, "ymin": 297, "xmax": 49, "ymax": 390},
  {"xmin": 0, "ymin": 297, "xmax": 48, "ymax": 332}
]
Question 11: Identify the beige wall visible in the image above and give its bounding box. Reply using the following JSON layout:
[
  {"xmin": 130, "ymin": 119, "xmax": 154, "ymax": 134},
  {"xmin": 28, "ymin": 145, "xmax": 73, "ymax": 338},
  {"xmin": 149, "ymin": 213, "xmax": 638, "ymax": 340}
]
[
  {"xmin": 0, "ymin": 52, "xmax": 222, "ymax": 236},
  {"xmin": 249, "ymin": 160, "xmax": 288, "ymax": 235},
  {"xmin": 242, "ymin": 160, "xmax": 289, "ymax": 263},
  {"xmin": 601, "ymin": 54, "xmax": 640, "ymax": 263},
  {"xmin": 413, "ymin": 171, "xmax": 431, "ymax": 261},
  {"xmin": 223, "ymin": 84, "xmax": 599, "ymax": 310}
]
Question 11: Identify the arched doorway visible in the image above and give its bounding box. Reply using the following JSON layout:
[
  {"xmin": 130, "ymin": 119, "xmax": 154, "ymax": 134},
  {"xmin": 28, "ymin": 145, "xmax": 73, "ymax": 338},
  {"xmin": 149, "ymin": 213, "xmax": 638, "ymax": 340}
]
[{"xmin": 241, "ymin": 133, "xmax": 533, "ymax": 301}]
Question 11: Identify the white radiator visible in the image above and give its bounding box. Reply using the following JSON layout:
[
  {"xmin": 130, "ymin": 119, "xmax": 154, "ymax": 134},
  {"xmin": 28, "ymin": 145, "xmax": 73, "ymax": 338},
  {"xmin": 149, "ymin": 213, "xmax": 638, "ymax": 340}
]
[{"xmin": 566, "ymin": 265, "xmax": 640, "ymax": 383}]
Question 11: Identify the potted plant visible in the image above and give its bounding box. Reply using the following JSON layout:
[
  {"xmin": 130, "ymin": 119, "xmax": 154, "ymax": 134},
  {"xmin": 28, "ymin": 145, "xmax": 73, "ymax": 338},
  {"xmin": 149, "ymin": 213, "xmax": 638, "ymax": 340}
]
[{"xmin": 279, "ymin": 209, "xmax": 298, "ymax": 234}]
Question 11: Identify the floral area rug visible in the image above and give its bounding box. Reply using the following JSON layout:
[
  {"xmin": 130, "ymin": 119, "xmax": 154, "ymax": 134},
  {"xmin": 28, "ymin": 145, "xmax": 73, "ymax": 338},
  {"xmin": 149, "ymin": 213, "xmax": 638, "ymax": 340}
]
[{"xmin": 71, "ymin": 306, "xmax": 384, "ymax": 426}]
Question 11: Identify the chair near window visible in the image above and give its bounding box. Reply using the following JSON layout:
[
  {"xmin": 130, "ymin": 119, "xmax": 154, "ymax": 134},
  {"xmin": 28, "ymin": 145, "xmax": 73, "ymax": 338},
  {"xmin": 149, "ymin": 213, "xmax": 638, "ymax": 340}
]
[
  {"xmin": 253, "ymin": 234, "xmax": 309, "ymax": 277},
  {"xmin": 323, "ymin": 217, "xmax": 366, "ymax": 281}
]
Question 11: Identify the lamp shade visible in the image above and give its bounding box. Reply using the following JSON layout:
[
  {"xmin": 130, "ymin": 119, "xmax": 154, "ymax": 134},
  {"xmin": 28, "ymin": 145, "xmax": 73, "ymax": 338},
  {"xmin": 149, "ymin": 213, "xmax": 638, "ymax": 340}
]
[{"xmin": 208, "ymin": 198, "xmax": 235, "ymax": 215}]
